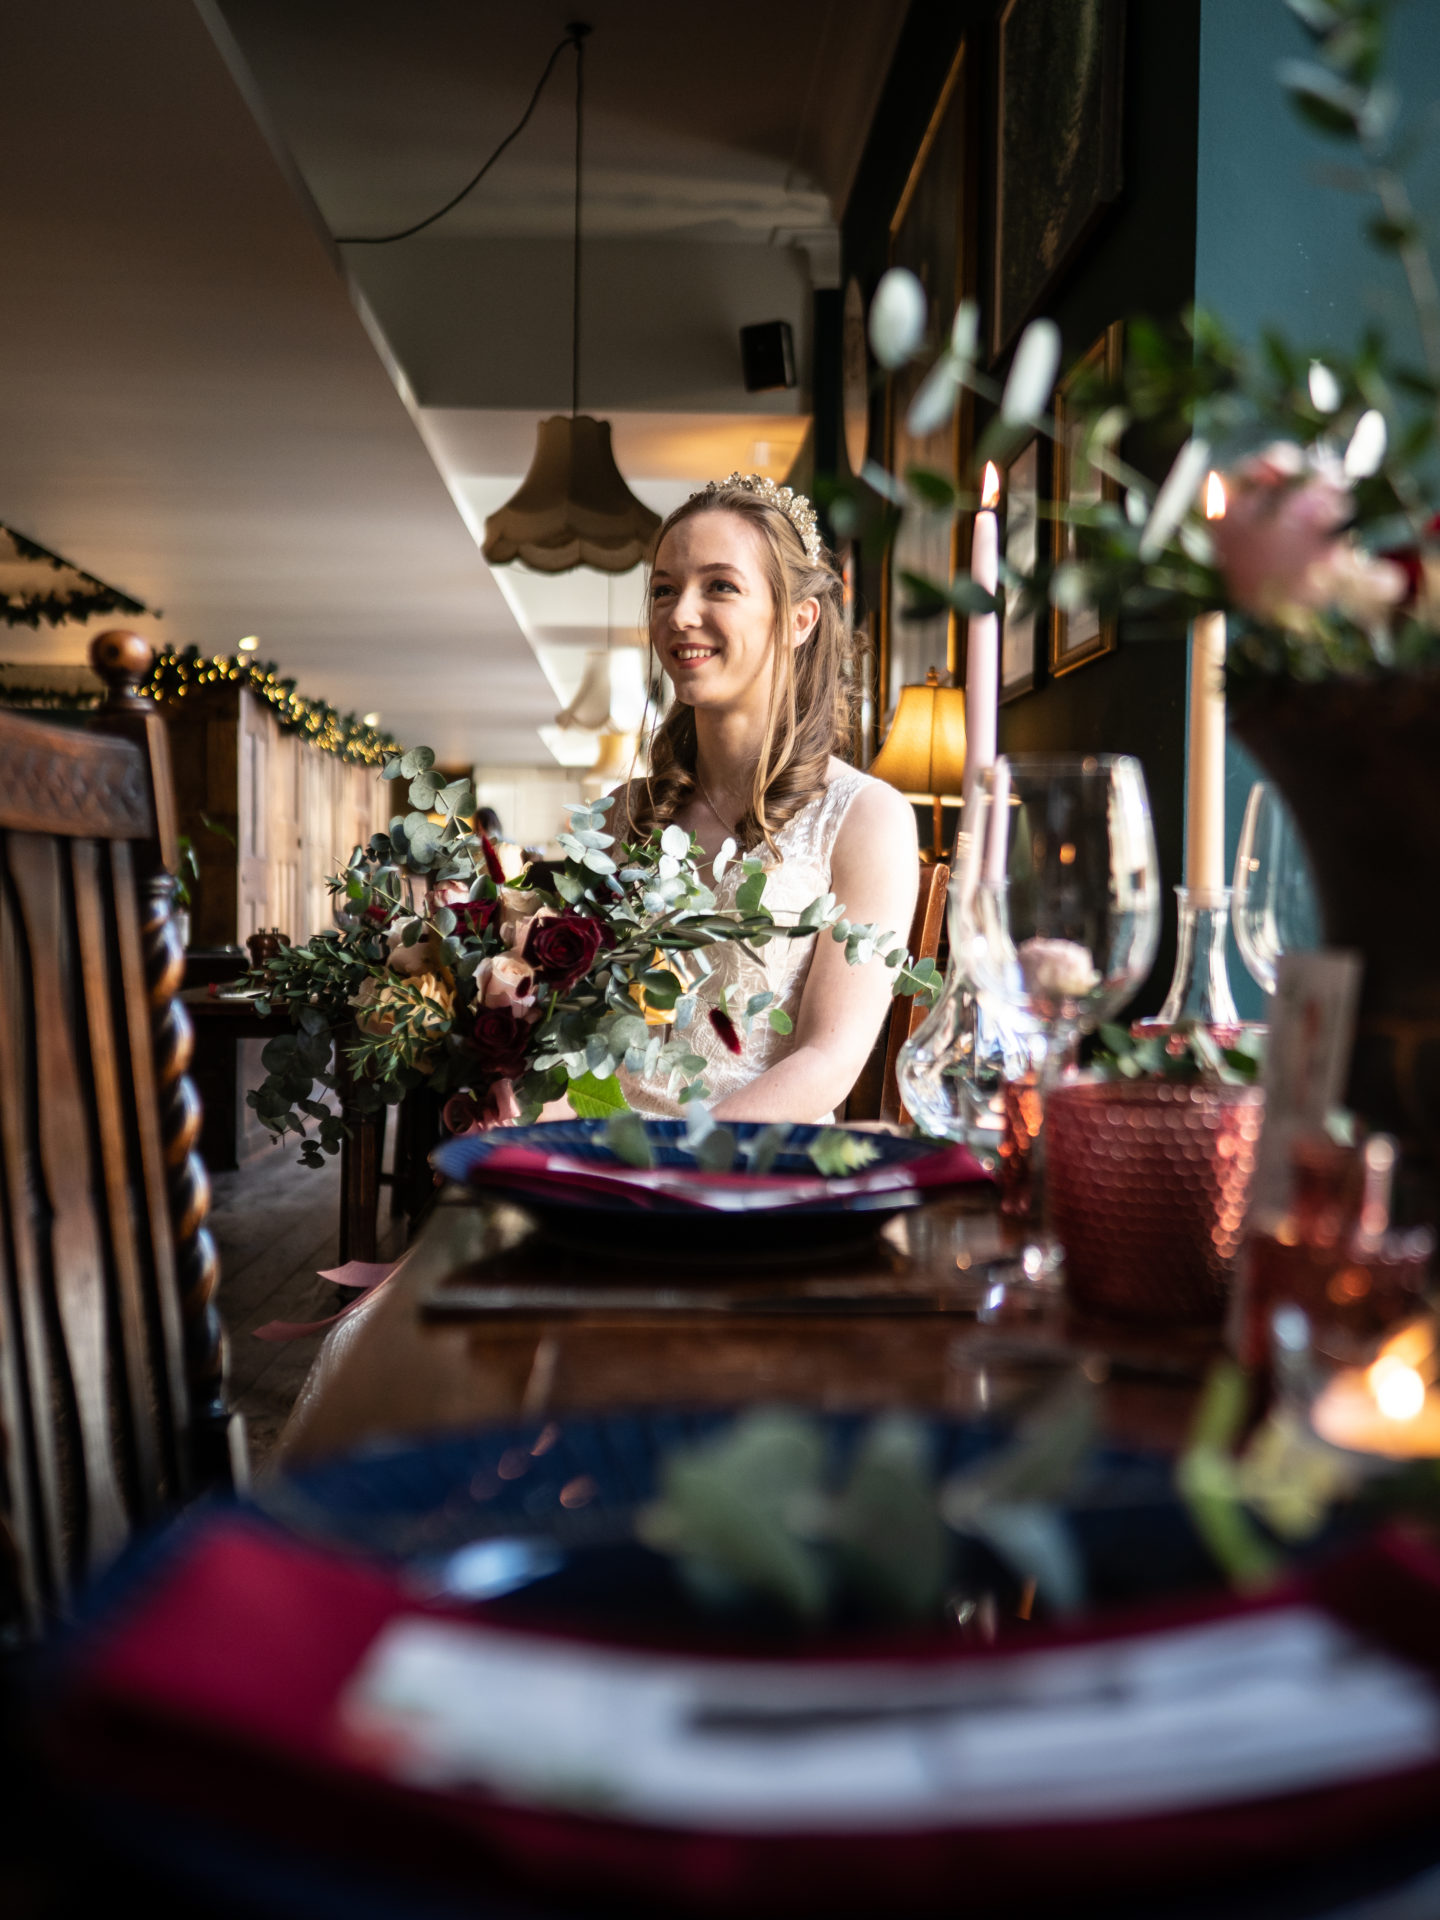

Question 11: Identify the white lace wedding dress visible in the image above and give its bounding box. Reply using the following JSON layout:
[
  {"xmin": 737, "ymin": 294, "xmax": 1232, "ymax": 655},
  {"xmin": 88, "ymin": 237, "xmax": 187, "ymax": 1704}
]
[{"xmin": 617, "ymin": 758, "xmax": 877, "ymax": 1118}]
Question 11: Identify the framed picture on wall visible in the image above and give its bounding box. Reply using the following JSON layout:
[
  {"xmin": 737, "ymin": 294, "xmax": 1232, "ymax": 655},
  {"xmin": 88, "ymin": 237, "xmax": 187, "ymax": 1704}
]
[
  {"xmin": 1050, "ymin": 322, "xmax": 1123, "ymax": 677},
  {"xmin": 992, "ymin": 0, "xmax": 1125, "ymax": 356},
  {"xmin": 1000, "ymin": 435, "xmax": 1040, "ymax": 701},
  {"xmin": 881, "ymin": 39, "xmax": 975, "ymax": 727}
]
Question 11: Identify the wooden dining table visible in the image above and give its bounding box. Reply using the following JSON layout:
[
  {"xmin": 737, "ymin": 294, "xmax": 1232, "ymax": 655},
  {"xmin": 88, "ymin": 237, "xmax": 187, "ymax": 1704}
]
[{"xmin": 278, "ymin": 1179, "xmax": 1222, "ymax": 1470}]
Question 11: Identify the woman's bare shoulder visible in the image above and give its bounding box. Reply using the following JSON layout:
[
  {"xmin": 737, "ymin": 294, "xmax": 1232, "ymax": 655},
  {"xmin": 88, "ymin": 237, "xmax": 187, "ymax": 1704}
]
[
  {"xmin": 605, "ymin": 778, "xmax": 648, "ymax": 844},
  {"xmin": 827, "ymin": 759, "xmax": 918, "ymax": 842}
]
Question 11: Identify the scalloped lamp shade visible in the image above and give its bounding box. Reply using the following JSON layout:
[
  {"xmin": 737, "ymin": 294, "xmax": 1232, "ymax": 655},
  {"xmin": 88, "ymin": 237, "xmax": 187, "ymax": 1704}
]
[
  {"xmin": 482, "ymin": 415, "xmax": 661, "ymax": 574},
  {"xmin": 868, "ymin": 667, "xmax": 967, "ymax": 859},
  {"xmin": 554, "ymin": 646, "xmax": 650, "ymax": 733}
]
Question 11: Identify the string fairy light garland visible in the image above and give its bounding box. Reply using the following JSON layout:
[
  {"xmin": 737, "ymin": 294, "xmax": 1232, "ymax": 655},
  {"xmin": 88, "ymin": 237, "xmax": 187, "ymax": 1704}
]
[{"xmin": 0, "ymin": 645, "xmax": 403, "ymax": 767}]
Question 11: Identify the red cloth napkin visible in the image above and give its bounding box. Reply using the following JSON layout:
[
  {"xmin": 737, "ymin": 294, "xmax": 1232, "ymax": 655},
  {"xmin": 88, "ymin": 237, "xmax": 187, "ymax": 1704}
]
[
  {"xmin": 461, "ymin": 1142, "xmax": 989, "ymax": 1213},
  {"xmin": 45, "ymin": 1515, "xmax": 1440, "ymax": 1914}
]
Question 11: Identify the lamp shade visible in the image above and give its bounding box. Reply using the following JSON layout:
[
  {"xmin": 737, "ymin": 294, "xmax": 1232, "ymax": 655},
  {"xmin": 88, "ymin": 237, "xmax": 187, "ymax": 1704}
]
[
  {"xmin": 555, "ymin": 646, "xmax": 650, "ymax": 733},
  {"xmin": 483, "ymin": 416, "xmax": 661, "ymax": 574},
  {"xmin": 868, "ymin": 668, "xmax": 967, "ymax": 800}
]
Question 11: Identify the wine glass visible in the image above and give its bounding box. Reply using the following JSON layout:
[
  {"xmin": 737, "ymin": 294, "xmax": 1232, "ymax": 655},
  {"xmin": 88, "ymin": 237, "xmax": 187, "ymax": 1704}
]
[
  {"xmin": 962, "ymin": 754, "xmax": 1162, "ymax": 1284},
  {"xmin": 1231, "ymin": 781, "xmax": 1319, "ymax": 996}
]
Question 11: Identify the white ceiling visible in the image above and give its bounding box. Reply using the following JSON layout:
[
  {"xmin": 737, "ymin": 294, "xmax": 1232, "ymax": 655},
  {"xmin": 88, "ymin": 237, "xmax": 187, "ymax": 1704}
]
[{"xmin": 0, "ymin": 0, "xmax": 903, "ymax": 768}]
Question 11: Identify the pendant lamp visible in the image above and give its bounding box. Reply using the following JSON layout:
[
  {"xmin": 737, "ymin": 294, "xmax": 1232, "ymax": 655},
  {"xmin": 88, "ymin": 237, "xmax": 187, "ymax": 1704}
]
[
  {"xmin": 483, "ymin": 25, "xmax": 659, "ymax": 574},
  {"xmin": 555, "ymin": 637, "xmax": 650, "ymax": 733},
  {"xmin": 581, "ymin": 727, "xmax": 642, "ymax": 798}
]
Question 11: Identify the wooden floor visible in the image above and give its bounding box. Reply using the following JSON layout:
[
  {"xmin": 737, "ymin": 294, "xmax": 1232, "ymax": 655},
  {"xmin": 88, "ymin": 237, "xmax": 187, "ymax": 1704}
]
[{"xmin": 209, "ymin": 1142, "xmax": 406, "ymax": 1472}]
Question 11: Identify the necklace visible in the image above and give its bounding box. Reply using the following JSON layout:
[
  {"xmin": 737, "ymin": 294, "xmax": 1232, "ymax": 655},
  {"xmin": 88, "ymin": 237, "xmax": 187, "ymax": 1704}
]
[{"xmin": 694, "ymin": 762, "xmax": 740, "ymax": 836}]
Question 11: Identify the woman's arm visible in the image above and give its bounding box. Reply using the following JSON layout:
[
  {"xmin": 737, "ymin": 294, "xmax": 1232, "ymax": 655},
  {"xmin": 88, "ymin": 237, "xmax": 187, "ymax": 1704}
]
[{"xmin": 711, "ymin": 780, "xmax": 921, "ymax": 1122}]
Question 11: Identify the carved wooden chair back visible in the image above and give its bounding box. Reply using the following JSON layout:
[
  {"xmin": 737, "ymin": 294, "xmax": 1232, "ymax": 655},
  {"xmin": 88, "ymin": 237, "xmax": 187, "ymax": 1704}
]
[
  {"xmin": 0, "ymin": 633, "xmax": 229, "ymax": 1639},
  {"xmin": 879, "ymin": 860, "xmax": 950, "ymax": 1127}
]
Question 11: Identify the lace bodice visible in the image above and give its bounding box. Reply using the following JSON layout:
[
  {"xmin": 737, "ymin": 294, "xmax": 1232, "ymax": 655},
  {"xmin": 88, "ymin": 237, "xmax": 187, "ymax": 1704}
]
[{"xmin": 618, "ymin": 760, "xmax": 877, "ymax": 1117}]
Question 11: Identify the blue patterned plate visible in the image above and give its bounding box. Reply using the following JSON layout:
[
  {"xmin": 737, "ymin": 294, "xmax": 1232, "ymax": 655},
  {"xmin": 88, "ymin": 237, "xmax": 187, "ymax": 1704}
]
[{"xmin": 431, "ymin": 1120, "xmax": 964, "ymax": 1259}]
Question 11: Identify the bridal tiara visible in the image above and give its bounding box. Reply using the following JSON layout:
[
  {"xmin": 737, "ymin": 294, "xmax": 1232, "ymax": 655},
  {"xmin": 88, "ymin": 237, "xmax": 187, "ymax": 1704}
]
[{"xmin": 693, "ymin": 472, "xmax": 824, "ymax": 565}]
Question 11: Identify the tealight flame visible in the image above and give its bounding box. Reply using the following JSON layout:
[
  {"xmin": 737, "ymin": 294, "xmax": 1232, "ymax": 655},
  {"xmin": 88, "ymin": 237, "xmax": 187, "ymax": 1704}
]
[
  {"xmin": 1370, "ymin": 1356, "xmax": 1427, "ymax": 1422},
  {"xmin": 1204, "ymin": 471, "xmax": 1227, "ymax": 521},
  {"xmin": 981, "ymin": 462, "xmax": 1001, "ymax": 510}
]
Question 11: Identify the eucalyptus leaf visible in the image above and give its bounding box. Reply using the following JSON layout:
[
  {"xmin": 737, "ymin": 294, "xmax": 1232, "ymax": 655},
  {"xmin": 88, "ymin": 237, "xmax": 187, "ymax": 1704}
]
[
  {"xmin": 906, "ymin": 358, "xmax": 962, "ymax": 438},
  {"xmin": 1138, "ymin": 436, "xmax": 1211, "ymax": 560},
  {"xmin": 1000, "ymin": 318, "xmax": 1062, "ymax": 422},
  {"xmin": 868, "ymin": 267, "xmax": 926, "ymax": 370},
  {"xmin": 695, "ymin": 1125, "xmax": 738, "ymax": 1173},
  {"xmin": 604, "ymin": 1111, "xmax": 654, "ymax": 1169},
  {"xmin": 735, "ymin": 868, "xmax": 767, "ymax": 914}
]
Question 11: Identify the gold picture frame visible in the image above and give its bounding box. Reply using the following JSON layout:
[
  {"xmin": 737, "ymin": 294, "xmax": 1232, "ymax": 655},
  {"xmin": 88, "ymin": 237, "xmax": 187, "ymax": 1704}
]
[
  {"xmin": 1049, "ymin": 321, "xmax": 1123, "ymax": 677},
  {"xmin": 879, "ymin": 38, "xmax": 975, "ymax": 728}
]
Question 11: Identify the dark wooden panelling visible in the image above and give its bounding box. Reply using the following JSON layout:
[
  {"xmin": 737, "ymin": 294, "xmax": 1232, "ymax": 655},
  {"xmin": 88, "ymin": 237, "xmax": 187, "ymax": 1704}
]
[{"xmin": 0, "ymin": 633, "xmax": 233, "ymax": 1639}]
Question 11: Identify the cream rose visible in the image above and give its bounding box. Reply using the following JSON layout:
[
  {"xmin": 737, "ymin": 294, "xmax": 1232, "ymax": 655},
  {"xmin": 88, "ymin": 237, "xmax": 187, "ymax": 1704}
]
[
  {"xmin": 386, "ymin": 917, "xmax": 448, "ymax": 977},
  {"xmin": 496, "ymin": 886, "xmax": 550, "ymax": 952},
  {"xmin": 1017, "ymin": 936, "xmax": 1100, "ymax": 1005},
  {"xmin": 474, "ymin": 952, "xmax": 539, "ymax": 1016}
]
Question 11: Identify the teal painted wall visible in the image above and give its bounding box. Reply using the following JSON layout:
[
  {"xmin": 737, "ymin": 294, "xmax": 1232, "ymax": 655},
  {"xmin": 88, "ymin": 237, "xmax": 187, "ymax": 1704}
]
[{"xmin": 1195, "ymin": 0, "xmax": 1440, "ymax": 1013}]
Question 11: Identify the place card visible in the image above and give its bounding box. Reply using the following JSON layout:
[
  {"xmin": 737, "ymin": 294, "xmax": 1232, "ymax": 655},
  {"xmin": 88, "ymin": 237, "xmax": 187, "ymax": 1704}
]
[
  {"xmin": 1248, "ymin": 949, "xmax": 1363, "ymax": 1224},
  {"xmin": 338, "ymin": 1604, "xmax": 1438, "ymax": 1830}
]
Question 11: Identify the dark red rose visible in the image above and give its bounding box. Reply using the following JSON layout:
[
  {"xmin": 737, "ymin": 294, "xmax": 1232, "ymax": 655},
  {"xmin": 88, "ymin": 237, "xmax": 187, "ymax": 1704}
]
[
  {"xmin": 442, "ymin": 1091, "xmax": 485, "ymax": 1137},
  {"xmin": 452, "ymin": 897, "xmax": 496, "ymax": 938},
  {"xmin": 524, "ymin": 908, "xmax": 609, "ymax": 992},
  {"xmin": 1383, "ymin": 510, "xmax": 1440, "ymax": 605},
  {"xmin": 709, "ymin": 1008, "xmax": 744, "ymax": 1056},
  {"xmin": 468, "ymin": 1005, "xmax": 533, "ymax": 1080},
  {"xmin": 477, "ymin": 830, "xmax": 506, "ymax": 888}
]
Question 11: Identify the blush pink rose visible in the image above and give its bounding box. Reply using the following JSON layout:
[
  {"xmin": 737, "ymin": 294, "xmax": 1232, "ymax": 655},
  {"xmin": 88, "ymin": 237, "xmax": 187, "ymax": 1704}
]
[
  {"xmin": 497, "ymin": 886, "xmax": 553, "ymax": 953},
  {"xmin": 474, "ymin": 953, "xmax": 539, "ymax": 1016},
  {"xmin": 1211, "ymin": 445, "xmax": 1352, "ymax": 618},
  {"xmin": 427, "ymin": 878, "xmax": 471, "ymax": 913}
]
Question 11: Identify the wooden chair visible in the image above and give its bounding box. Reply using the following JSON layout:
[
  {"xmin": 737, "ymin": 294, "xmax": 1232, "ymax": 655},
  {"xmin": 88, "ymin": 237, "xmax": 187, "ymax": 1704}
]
[
  {"xmin": 846, "ymin": 860, "xmax": 950, "ymax": 1126},
  {"xmin": 0, "ymin": 632, "xmax": 235, "ymax": 1638}
]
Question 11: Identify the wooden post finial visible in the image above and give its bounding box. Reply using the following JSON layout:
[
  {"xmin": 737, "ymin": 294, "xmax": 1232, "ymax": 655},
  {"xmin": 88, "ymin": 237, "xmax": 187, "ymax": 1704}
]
[{"xmin": 90, "ymin": 630, "xmax": 155, "ymax": 709}]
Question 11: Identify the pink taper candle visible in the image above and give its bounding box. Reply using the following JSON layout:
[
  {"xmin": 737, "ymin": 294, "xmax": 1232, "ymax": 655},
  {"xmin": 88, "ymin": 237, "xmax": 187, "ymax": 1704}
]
[{"xmin": 962, "ymin": 461, "xmax": 1002, "ymax": 829}]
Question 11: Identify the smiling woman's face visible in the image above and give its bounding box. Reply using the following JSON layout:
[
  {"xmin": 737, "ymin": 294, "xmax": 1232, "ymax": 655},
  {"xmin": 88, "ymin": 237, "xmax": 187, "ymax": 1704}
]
[{"xmin": 650, "ymin": 510, "xmax": 792, "ymax": 720}]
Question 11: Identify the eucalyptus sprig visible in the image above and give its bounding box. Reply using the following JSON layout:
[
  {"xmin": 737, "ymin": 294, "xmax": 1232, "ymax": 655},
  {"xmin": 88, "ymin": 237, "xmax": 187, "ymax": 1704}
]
[
  {"xmin": 843, "ymin": 0, "xmax": 1440, "ymax": 687},
  {"xmin": 1090, "ymin": 1021, "xmax": 1264, "ymax": 1087}
]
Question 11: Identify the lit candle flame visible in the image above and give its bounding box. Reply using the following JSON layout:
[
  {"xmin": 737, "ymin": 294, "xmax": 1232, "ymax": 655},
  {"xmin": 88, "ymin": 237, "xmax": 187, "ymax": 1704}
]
[
  {"xmin": 981, "ymin": 462, "xmax": 1001, "ymax": 510},
  {"xmin": 1204, "ymin": 471, "xmax": 1227, "ymax": 521},
  {"xmin": 1370, "ymin": 1356, "xmax": 1427, "ymax": 1422}
]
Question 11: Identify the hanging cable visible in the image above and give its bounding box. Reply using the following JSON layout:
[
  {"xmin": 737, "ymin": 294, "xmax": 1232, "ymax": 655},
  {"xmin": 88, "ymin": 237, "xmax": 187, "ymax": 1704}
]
[
  {"xmin": 571, "ymin": 23, "xmax": 587, "ymax": 414},
  {"xmin": 334, "ymin": 24, "xmax": 588, "ymax": 247}
]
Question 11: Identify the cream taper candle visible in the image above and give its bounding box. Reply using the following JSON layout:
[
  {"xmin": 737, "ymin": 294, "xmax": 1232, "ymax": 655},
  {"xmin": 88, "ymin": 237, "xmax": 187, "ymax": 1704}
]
[
  {"xmin": 962, "ymin": 461, "xmax": 1002, "ymax": 826},
  {"xmin": 1185, "ymin": 473, "xmax": 1229, "ymax": 893}
]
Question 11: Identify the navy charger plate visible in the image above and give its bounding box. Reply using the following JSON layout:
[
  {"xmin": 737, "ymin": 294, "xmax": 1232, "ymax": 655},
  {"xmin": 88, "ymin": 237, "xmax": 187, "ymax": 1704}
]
[{"xmin": 431, "ymin": 1120, "xmax": 948, "ymax": 1259}]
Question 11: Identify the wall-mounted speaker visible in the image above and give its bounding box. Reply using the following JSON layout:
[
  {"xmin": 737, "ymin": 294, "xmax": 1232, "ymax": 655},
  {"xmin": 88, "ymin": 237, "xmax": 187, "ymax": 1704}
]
[{"xmin": 739, "ymin": 319, "xmax": 796, "ymax": 393}]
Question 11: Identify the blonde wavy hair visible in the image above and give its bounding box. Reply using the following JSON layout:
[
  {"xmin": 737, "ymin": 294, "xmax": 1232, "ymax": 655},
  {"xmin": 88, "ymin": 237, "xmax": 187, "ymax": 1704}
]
[{"xmin": 631, "ymin": 482, "xmax": 854, "ymax": 855}]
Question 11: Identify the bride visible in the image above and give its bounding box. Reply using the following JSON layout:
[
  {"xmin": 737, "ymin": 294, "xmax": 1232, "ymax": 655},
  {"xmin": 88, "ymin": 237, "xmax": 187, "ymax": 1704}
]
[
  {"xmin": 611, "ymin": 472, "xmax": 919, "ymax": 1121},
  {"xmin": 279, "ymin": 476, "xmax": 919, "ymax": 1450}
]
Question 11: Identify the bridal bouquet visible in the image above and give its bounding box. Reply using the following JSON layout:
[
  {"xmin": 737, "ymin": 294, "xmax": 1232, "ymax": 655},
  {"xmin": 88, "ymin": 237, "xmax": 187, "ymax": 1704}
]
[{"xmin": 246, "ymin": 749, "xmax": 939, "ymax": 1167}]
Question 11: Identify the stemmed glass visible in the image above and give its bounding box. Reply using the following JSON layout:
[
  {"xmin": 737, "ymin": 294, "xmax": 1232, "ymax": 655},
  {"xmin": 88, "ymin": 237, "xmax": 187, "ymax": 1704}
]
[
  {"xmin": 1231, "ymin": 781, "xmax": 1319, "ymax": 996},
  {"xmin": 961, "ymin": 754, "xmax": 1162, "ymax": 1284}
]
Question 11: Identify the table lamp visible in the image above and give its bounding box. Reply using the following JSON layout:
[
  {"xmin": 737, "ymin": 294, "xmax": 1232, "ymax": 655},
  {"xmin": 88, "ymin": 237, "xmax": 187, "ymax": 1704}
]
[{"xmin": 868, "ymin": 668, "xmax": 967, "ymax": 863}]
